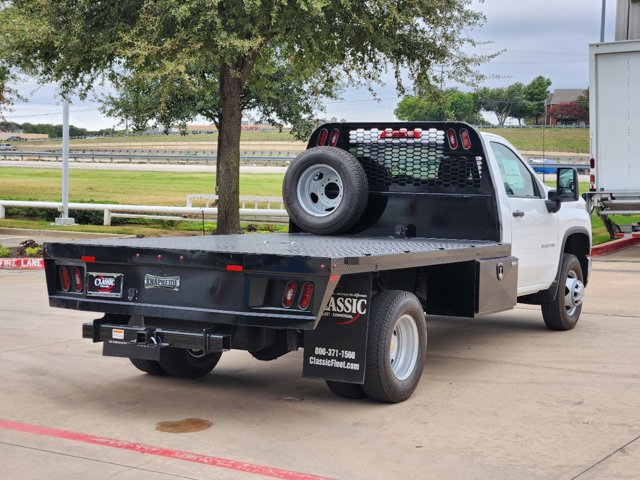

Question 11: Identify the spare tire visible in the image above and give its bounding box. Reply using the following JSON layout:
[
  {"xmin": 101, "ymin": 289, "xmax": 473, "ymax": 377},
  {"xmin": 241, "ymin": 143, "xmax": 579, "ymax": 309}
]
[{"xmin": 283, "ymin": 146, "xmax": 369, "ymax": 235}]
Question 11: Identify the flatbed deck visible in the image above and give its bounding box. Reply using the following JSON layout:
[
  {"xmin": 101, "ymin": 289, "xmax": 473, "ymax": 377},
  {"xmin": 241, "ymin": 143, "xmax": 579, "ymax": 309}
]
[{"xmin": 47, "ymin": 233, "xmax": 511, "ymax": 274}]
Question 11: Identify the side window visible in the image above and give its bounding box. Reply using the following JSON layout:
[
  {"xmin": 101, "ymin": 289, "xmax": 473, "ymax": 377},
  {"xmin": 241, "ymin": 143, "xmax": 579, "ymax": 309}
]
[{"xmin": 490, "ymin": 142, "xmax": 539, "ymax": 198}]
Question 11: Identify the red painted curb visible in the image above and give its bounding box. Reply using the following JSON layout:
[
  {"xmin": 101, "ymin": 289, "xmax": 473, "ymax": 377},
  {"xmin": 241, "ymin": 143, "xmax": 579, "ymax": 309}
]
[
  {"xmin": 591, "ymin": 237, "xmax": 640, "ymax": 257},
  {"xmin": 0, "ymin": 258, "xmax": 44, "ymax": 269},
  {"xmin": 0, "ymin": 419, "xmax": 334, "ymax": 480}
]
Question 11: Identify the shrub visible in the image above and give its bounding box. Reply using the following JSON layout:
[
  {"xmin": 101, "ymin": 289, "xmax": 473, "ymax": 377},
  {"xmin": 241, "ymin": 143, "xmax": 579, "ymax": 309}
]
[
  {"xmin": 0, "ymin": 245, "xmax": 10, "ymax": 258},
  {"xmin": 25, "ymin": 246, "xmax": 43, "ymax": 257}
]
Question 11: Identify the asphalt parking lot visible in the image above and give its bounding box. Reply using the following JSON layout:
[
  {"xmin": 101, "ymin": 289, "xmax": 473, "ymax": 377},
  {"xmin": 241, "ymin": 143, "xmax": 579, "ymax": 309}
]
[{"xmin": 1, "ymin": 246, "xmax": 639, "ymax": 480}]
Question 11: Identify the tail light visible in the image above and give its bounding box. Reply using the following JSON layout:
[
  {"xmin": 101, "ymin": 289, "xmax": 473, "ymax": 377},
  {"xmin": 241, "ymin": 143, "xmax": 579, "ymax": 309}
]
[
  {"xmin": 298, "ymin": 282, "xmax": 314, "ymax": 310},
  {"xmin": 447, "ymin": 129, "xmax": 459, "ymax": 149},
  {"xmin": 58, "ymin": 266, "xmax": 71, "ymax": 292},
  {"xmin": 317, "ymin": 128, "xmax": 328, "ymax": 146},
  {"xmin": 328, "ymin": 129, "xmax": 340, "ymax": 147},
  {"xmin": 460, "ymin": 129, "xmax": 472, "ymax": 150},
  {"xmin": 590, "ymin": 157, "xmax": 595, "ymax": 169},
  {"xmin": 282, "ymin": 281, "xmax": 298, "ymax": 309},
  {"xmin": 590, "ymin": 174, "xmax": 596, "ymax": 191},
  {"xmin": 379, "ymin": 128, "xmax": 422, "ymax": 139},
  {"xmin": 71, "ymin": 266, "xmax": 83, "ymax": 292}
]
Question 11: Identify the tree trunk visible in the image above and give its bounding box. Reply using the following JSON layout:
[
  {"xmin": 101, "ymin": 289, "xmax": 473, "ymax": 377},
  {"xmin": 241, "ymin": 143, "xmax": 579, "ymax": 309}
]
[{"xmin": 215, "ymin": 66, "xmax": 243, "ymax": 234}]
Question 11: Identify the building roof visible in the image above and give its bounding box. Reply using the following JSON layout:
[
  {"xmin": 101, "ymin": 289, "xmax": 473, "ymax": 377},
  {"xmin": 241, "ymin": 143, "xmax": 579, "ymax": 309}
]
[{"xmin": 547, "ymin": 89, "xmax": 587, "ymax": 106}]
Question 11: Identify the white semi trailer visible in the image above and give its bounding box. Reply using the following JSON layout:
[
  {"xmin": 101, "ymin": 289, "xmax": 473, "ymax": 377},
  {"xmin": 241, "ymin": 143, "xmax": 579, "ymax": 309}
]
[{"xmin": 588, "ymin": 39, "xmax": 640, "ymax": 237}]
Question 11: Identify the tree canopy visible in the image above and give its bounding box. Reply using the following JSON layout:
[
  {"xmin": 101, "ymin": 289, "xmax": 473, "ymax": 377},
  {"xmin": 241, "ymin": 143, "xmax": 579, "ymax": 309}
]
[
  {"xmin": 1, "ymin": 0, "xmax": 490, "ymax": 233},
  {"xmin": 475, "ymin": 76, "xmax": 551, "ymax": 126},
  {"xmin": 395, "ymin": 87, "xmax": 483, "ymax": 124}
]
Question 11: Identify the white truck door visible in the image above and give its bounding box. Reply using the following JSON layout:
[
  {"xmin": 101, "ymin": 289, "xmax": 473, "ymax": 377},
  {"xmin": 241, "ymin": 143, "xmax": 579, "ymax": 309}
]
[{"xmin": 489, "ymin": 141, "xmax": 559, "ymax": 289}]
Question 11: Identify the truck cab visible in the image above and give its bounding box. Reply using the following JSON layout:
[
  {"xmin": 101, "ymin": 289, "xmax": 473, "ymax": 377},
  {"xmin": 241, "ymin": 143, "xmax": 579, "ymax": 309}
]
[{"xmin": 481, "ymin": 132, "xmax": 591, "ymax": 297}]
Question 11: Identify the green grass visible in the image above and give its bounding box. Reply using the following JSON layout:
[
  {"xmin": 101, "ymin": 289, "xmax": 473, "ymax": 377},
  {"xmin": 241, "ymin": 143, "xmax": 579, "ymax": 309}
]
[
  {"xmin": 481, "ymin": 127, "xmax": 589, "ymax": 154},
  {"xmin": 0, "ymin": 167, "xmax": 283, "ymax": 205},
  {"xmin": 21, "ymin": 127, "xmax": 589, "ymax": 154},
  {"xmin": 0, "ymin": 167, "xmax": 619, "ymax": 245}
]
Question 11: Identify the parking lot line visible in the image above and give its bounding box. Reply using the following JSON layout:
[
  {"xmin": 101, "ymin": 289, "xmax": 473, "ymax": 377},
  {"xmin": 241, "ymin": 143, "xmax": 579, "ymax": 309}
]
[{"xmin": 0, "ymin": 419, "xmax": 333, "ymax": 480}]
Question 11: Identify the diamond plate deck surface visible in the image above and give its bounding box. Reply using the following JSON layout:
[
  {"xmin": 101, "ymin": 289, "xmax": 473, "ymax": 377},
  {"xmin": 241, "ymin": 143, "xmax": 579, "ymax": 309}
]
[{"xmin": 63, "ymin": 234, "xmax": 504, "ymax": 259}]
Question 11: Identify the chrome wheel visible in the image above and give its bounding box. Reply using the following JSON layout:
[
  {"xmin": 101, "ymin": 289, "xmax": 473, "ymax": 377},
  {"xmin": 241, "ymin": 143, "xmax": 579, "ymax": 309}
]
[
  {"xmin": 296, "ymin": 164, "xmax": 344, "ymax": 217},
  {"xmin": 564, "ymin": 270, "xmax": 585, "ymax": 317},
  {"xmin": 389, "ymin": 314, "xmax": 420, "ymax": 381}
]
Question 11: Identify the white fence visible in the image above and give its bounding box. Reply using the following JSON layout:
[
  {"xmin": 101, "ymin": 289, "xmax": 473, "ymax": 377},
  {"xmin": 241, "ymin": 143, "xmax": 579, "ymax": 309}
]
[{"xmin": 0, "ymin": 197, "xmax": 289, "ymax": 226}]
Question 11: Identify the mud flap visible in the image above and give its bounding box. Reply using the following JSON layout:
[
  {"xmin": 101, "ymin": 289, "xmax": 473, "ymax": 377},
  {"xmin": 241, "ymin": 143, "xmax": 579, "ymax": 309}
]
[{"xmin": 303, "ymin": 273, "xmax": 371, "ymax": 384}]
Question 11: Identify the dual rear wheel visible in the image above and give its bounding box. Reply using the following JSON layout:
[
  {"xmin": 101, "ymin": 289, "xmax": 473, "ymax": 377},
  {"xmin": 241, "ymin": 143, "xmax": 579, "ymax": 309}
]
[
  {"xmin": 129, "ymin": 348, "xmax": 221, "ymax": 378},
  {"xmin": 326, "ymin": 290, "xmax": 428, "ymax": 404}
]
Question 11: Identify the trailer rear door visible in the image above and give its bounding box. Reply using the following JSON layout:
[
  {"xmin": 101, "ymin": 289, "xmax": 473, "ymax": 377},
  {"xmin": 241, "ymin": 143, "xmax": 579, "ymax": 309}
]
[{"xmin": 590, "ymin": 41, "xmax": 640, "ymax": 193}]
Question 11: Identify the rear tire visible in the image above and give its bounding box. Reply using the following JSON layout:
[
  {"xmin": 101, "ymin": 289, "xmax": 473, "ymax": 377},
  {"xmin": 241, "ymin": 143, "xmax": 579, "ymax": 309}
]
[
  {"xmin": 158, "ymin": 348, "xmax": 222, "ymax": 378},
  {"xmin": 129, "ymin": 358, "xmax": 165, "ymax": 375},
  {"xmin": 541, "ymin": 254, "xmax": 585, "ymax": 331},
  {"xmin": 363, "ymin": 290, "xmax": 427, "ymax": 403},
  {"xmin": 325, "ymin": 380, "xmax": 367, "ymax": 400}
]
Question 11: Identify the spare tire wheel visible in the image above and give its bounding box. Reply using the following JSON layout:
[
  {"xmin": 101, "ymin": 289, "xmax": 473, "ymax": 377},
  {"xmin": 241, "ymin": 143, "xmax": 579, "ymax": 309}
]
[{"xmin": 283, "ymin": 146, "xmax": 369, "ymax": 235}]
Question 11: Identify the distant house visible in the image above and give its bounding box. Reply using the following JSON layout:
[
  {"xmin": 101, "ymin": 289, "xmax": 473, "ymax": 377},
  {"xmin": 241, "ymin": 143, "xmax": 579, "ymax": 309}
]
[{"xmin": 546, "ymin": 89, "xmax": 588, "ymax": 126}]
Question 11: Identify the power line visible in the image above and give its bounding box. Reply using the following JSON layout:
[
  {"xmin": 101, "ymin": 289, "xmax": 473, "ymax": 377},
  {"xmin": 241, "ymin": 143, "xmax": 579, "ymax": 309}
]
[{"xmin": 4, "ymin": 107, "xmax": 101, "ymax": 119}]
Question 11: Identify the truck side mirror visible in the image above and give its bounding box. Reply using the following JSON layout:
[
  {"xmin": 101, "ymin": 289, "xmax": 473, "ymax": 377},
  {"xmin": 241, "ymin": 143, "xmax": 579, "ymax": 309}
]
[
  {"xmin": 546, "ymin": 167, "xmax": 579, "ymax": 213},
  {"xmin": 557, "ymin": 167, "xmax": 579, "ymax": 201}
]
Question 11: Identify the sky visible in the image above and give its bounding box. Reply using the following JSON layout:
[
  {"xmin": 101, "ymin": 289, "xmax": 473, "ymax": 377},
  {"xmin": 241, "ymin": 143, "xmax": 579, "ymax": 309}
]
[{"xmin": 3, "ymin": 0, "xmax": 616, "ymax": 130}]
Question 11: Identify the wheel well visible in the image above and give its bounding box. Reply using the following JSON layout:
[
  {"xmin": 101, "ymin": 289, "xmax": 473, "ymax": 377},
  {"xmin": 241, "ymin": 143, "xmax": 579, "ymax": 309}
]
[{"xmin": 563, "ymin": 233, "xmax": 590, "ymax": 285}]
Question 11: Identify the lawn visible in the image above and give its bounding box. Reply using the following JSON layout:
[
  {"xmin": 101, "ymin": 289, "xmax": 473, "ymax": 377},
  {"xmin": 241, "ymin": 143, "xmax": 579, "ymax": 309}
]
[
  {"xmin": 0, "ymin": 168, "xmax": 621, "ymax": 244},
  {"xmin": 481, "ymin": 127, "xmax": 589, "ymax": 154},
  {"xmin": 20, "ymin": 127, "xmax": 590, "ymax": 154},
  {"xmin": 0, "ymin": 168, "xmax": 283, "ymax": 205}
]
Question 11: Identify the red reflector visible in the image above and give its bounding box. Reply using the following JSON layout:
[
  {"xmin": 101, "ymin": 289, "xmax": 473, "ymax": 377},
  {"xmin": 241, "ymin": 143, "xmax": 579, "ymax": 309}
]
[
  {"xmin": 81, "ymin": 256, "xmax": 95, "ymax": 263},
  {"xmin": 447, "ymin": 129, "xmax": 459, "ymax": 149},
  {"xmin": 317, "ymin": 128, "xmax": 328, "ymax": 146},
  {"xmin": 70, "ymin": 266, "xmax": 83, "ymax": 292},
  {"xmin": 590, "ymin": 157, "xmax": 595, "ymax": 169},
  {"xmin": 282, "ymin": 280, "xmax": 298, "ymax": 309},
  {"xmin": 590, "ymin": 174, "xmax": 596, "ymax": 191},
  {"xmin": 329, "ymin": 275, "xmax": 340, "ymax": 282},
  {"xmin": 411, "ymin": 129, "xmax": 422, "ymax": 138},
  {"xmin": 59, "ymin": 266, "xmax": 71, "ymax": 292},
  {"xmin": 328, "ymin": 129, "xmax": 340, "ymax": 147},
  {"xmin": 298, "ymin": 282, "xmax": 314, "ymax": 310},
  {"xmin": 460, "ymin": 129, "xmax": 472, "ymax": 150},
  {"xmin": 226, "ymin": 265, "xmax": 243, "ymax": 272}
]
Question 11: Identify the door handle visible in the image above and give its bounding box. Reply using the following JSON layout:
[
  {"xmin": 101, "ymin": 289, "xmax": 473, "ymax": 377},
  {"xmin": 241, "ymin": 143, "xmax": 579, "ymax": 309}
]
[{"xmin": 512, "ymin": 210, "xmax": 525, "ymax": 218}]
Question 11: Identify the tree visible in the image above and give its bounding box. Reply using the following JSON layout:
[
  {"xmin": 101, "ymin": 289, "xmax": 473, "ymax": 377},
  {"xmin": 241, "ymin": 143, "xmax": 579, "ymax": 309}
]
[
  {"xmin": 476, "ymin": 83, "xmax": 526, "ymax": 127},
  {"xmin": 1, "ymin": 1, "xmax": 489, "ymax": 233},
  {"xmin": 548, "ymin": 101, "xmax": 588, "ymax": 125},
  {"xmin": 523, "ymin": 76, "xmax": 552, "ymax": 125},
  {"xmin": 395, "ymin": 87, "xmax": 483, "ymax": 124}
]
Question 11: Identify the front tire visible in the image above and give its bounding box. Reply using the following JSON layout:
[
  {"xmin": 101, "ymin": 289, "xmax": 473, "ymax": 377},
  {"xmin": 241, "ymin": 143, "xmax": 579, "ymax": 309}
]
[
  {"xmin": 158, "ymin": 348, "xmax": 222, "ymax": 378},
  {"xmin": 363, "ymin": 290, "xmax": 427, "ymax": 403},
  {"xmin": 541, "ymin": 253, "xmax": 585, "ymax": 331}
]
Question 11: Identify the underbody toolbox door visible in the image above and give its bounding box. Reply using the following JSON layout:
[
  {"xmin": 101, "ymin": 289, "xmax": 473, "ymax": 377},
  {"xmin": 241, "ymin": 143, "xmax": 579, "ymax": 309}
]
[{"xmin": 303, "ymin": 273, "xmax": 371, "ymax": 384}]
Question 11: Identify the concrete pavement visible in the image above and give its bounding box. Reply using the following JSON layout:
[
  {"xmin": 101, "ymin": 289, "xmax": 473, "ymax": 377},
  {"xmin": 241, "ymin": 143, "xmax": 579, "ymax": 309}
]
[{"xmin": 0, "ymin": 247, "xmax": 638, "ymax": 479}]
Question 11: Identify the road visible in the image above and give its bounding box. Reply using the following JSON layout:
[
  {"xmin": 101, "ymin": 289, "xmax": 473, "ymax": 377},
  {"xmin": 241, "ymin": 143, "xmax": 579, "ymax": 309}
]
[{"xmin": 1, "ymin": 246, "xmax": 639, "ymax": 479}]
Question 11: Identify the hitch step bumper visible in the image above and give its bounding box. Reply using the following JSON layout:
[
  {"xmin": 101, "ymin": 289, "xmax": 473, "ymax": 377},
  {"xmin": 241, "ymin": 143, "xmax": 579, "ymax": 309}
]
[{"xmin": 82, "ymin": 321, "xmax": 230, "ymax": 361}]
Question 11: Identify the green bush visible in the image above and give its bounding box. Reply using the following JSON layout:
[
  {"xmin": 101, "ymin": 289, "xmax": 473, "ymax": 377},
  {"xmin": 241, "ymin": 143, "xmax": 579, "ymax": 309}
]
[
  {"xmin": 0, "ymin": 245, "xmax": 10, "ymax": 257},
  {"xmin": 5, "ymin": 206, "xmax": 104, "ymax": 225},
  {"xmin": 24, "ymin": 246, "xmax": 43, "ymax": 257}
]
